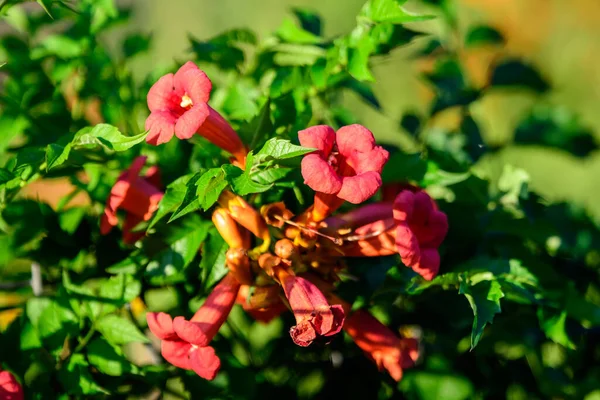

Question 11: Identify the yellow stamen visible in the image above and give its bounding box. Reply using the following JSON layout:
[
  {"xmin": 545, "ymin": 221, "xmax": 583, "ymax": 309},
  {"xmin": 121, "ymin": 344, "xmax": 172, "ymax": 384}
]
[{"xmin": 180, "ymin": 94, "xmax": 193, "ymax": 108}]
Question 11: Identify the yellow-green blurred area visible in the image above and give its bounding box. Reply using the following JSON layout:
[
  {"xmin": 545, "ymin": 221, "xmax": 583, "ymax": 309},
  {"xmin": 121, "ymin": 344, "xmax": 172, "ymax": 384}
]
[{"xmin": 127, "ymin": 0, "xmax": 600, "ymax": 218}]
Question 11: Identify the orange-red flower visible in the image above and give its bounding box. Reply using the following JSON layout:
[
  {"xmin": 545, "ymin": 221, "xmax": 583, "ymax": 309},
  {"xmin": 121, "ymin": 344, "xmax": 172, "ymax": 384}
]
[
  {"xmin": 267, "ymin": 261, "xmax": 345, "ymax": 347},
  {"xmin": 0, "ymin": 370, "xmax": 23, "ymax": 400},
  {"xmin": 343, "ymin": 309, "xmax": 419, "ymax": 382},
  {"xmin": 393, "ymin": 189, "xmax": 448, "ymax": 281},
  {"xmin": 147, "ymin": 274, "xmax": 240, "ymax": 380},
  {"xmin": 299, "ymin": 124, "xmax": 388, "ymax": 221},
  {"xmin": 145, "ymin": 61, "xmax": 247, "ymax": 163},
  {"xmin": 100, "ymin": 156, "xmax": 163, "ymax": 244}
]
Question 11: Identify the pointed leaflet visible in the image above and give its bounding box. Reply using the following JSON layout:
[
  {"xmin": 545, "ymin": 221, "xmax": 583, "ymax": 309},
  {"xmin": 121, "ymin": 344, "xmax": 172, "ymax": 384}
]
[{"xmin": 459, "ymin": 278, "xmax": 504, "ymax": 349}]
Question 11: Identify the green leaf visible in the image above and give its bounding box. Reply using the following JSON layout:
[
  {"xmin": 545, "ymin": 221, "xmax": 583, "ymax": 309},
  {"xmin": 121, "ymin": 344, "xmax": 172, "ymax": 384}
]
[
  {"xmin": 360, "ymin": 0, "xmax": 433, "ymax": 24},
  {"xmin": 145, "ymin": 222, "xmax": 209, "ymax": 285},
  {"xmin": 538, "ymin": 309, "xmax": 576, "ymax": 350},
  {"xmin": 401, "ymin": 371, "xmax": 474, "ymax": 400},
  {"xmin": 200, "ymin": 230, "xmax": 229, "ymax": 289},
  {"xmin": 32, "ymin": 35, "xmax": 85, "ymax": 59},
  {"xmin": 0, "ymin": 168, "xmax": 14, "ymax": 185},
  {"xmin": 465, "ymin": 26, "xmax": 504, "ymax": 48},
  {"xmin": 459, "ymin": 278, "xmax": 504, "ymax": 349},
  {"xmin": 45, "ymin": 142, "xmax": 71, "ymax": 170},
  {"xmin": 238, "ymin": 98, "xmax": 273, "ymax": 150},
  {"xmin": 490, "ymin": 59, "xmax": 549, "ymax": 93},
  {"xmin": 381, "ymin": 152, "xmax": 427, "ymax": 183},
  {"xmin": 195, "ymin": 168, "xmax": 229, "ymax": 211},
  {"xmin": 96, "ymin": 314, "xmax": 149, "ymax": 345},
  {"xmin": 149, "ymin": 174, "xmax": 191, "ymax": 228},
  {"xmin": 36, "ymin": 297, "xmax": 79, "ymax": 354},
  {"xmin": 276, "ymin": 17, "xmax": 322, "ymax": 44},
  {"xmin": 168, "ymin": 173, "xmax": 204, "ymax": 222},
  {"xmin": 58, "ymin": 354, "xmax": 106, "ymax": 395},
  {"xmin": 223, "ymin": 155, "xmax": 273, "ymax": 196},
  {"xmin": 292, "ymin": 8, "xmax": 322, "ymax": 36},
  {"xmin": 36, "ymin": 0, "xmax": 53, "ymax": 17},
  {"xmin": 348, "ymin": 34, "xmax": 375, "ymax": 82},
  {"xmin": 123, "ymin": 33, "xmax": 151, "ymax": 57},
  {"xmin": 255, "ymin": 138, "xmax": 314, "ymax": 161},
  {"xmin": 76, "ymin": 124, "xmax": 148, "ymax": 152},
  {"xmin": 87, "ymin": 337, "xmax": 134, "ymax": 376}
]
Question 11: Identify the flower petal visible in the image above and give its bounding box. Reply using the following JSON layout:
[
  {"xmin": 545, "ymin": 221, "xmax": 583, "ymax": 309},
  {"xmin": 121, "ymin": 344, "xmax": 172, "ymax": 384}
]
[
  {"xmin": 392, "ymin": 190, "xmax": 415, "ymax": 223},
  {"xmin": 122, "ymin": 213, "xmax": 145, "ymax": 245},
  {"xmin": 100, "ymin": 180, "xmax": 129, "ymax": 235},
  {"xmin": 161, "ymin": 340, "xmax": 192, "ymax": 370},
  {"xmin": 145, "ymin": 111, "xmax": 177, "ymax": 145},
  {"xmin": 348, "ymin": 144, "xmax": 389, "ymax": 175},
  {"xmin": 411, "ymin": 191, "xmax": 434, "ymax": 226},
  {"xmin": 412, "ymin": 248, "xmax": 440, "ymax": 281},
  {"xmin": 172, "ymin": 317, "xmax": 210, "ymax": 347},
  {"xmin": 298, "ymin": 125, "xmax": 336, "ymax": 155},
  {"xmin": 290, "ymin": 320, "xmax": 318, "ymax": 347},
  {"xmin": 174, "ymin": 102, "xmax": 209, "ymax": 140},
  {"xmin": 335, "ymin": 124, "xmax": 376, "ymax": 158},
  {"xmin": 301, "ymin": 153, "xmax": 342, "ymax": 194},
  {"xmin": 323, "ymin": 304, "xmax": 345, "ymax": 337},
  {"xmin": 144, "ymin": 166, "xmax": 162, "ymax": 189},
  {"xmin": 0, "ymin": 370, "xmax": 23, "ymax": 400},
  {"xmin": 175, "ymin": 63, "xmax": 212, "ymax": 105},
  {"xmin": 147, "ymin": 312, "xmax": 178, "ymax": 340},
  {"xmin": 337, "ymin": 172, "xmax": 382, "ymax": 204},
  {"xmin": 189, "ymin": 346, "xmax": 221, "ymax": 380},
  {"xmin": 126, "ymin": 156, "xmax": 147, "ymax": 181},
  {"xmin": 147, "ymin": 73, "xmax": 176, "ymax": 112},
  {"xmin": 395, "ymin": 221, "xmax": 420, "ymax": 267}
]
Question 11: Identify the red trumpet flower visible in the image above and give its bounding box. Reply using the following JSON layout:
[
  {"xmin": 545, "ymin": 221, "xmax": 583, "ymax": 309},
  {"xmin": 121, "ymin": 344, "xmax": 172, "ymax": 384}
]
[
  {"xmin": 146, "ymin": 274, "xmax": 240, "ymax": 380},
  {"xmin": 145, "ymin": 61, "xmax": 247, "ymax": 164},
  {"xmin": 343, "ymin": 309, "xmax": 419, "ymax": 382},
  {"xmin": 100, "ymin": 156, "xmax": 163, "ymax": 244},
  {"xmin": 0, "ymin": 370, "xmax": 23, "ymax": 400},
  {"xmin": 393, "ymin": 190, "xmax": 448, "ymax": 281},
  {"xmin": 299, "ymin": 124, "xmax": 389, "ymax": 221}
]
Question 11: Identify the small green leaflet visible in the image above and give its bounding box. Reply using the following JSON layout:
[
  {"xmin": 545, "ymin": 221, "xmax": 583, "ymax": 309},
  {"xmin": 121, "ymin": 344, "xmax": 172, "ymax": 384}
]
[
  {"xmin": 360, "ymin": 0, "xmax": 434, "ymax": 24},
  {"xmin": 200, "ymin": 229, "xmax": 229, "ymax": 289},
  {"xmin": 538, "ymin": 309, "xmax": 576, "ymax": 350},
  {"xmin": 459, "ymin": 278, "xmax": 504, "ymax": 349},
  {"xmin": 255, "ymin": 137, "xmax": 314, "ymax": 161},
  {"xmin": 96, "ymin": 314, "xmax": 149, "ymax": 345},
  {"xmin": 45, "ymin": 124, "xmax": 148, "ymax": 170},
  {"xmin": 87, "ymin": 337, "xmax": 137, "ymax": 376},
  {"xmin": 148, "ymin": 174, "xmax": 192, "ymax": 229},
  {"xmin": 196, "ymin": 168, "xmax": 229, "ymax": 211}
]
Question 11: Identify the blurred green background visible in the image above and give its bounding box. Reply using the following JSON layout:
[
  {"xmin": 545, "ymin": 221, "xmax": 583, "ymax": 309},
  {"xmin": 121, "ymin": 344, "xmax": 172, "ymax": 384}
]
[{"xmin": 124, "ymin": 0, "xmax": 600, "ymax": 218}]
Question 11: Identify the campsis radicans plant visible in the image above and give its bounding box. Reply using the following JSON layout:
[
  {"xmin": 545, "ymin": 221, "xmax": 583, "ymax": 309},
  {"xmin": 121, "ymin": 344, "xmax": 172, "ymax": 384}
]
[{"xmin": 118, "ymin": 62, "xmax": 449, "ymax": 381}]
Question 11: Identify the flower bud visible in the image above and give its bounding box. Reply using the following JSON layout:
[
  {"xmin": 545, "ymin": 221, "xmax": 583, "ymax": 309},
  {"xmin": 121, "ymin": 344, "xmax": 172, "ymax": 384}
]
[
  {"xmin": 274, "ymin": 239, "xmax": 297, "ymax": 260},
  {"xmin": 225, "ymin": 248, "xmax": 252, "ymax": 285},
  {"xmin": 212, "ymin": 208, "xmax": 251, "ymax": 249}
]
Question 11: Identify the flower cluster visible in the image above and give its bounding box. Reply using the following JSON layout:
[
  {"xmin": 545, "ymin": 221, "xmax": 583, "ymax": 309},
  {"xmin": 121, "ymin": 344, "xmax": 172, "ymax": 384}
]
[{"xmin": 100, "ymin": 62, "xmax": 449, "ymax": 382}]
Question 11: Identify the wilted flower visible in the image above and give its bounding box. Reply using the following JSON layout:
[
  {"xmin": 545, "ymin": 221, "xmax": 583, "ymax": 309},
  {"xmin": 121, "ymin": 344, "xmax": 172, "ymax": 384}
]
[
  {"xmin": 147, "ymin": 274, "xmax": 240, "ymax": 380},
  {"xmin": 100, "ymin": 156, "xmax": 163, "ymax": 244},
  {"xmin": 260, "ymin": 255, "xmax": 345, "ymax": 346},
  {"xmin": 299, "ymin": 124, "xmax": 389, "ymax": 221},
  {"xmin": 0, "ymin": 370, "xmax": 23, "ymax": 400},
  {"xmin": 145, "ymin": 61, "xmax": 247, "ymax": 164}
]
